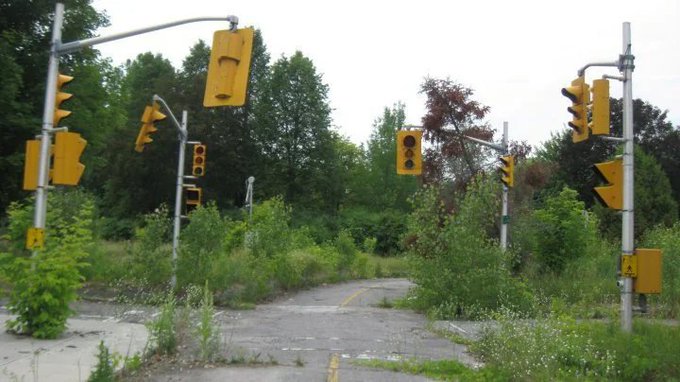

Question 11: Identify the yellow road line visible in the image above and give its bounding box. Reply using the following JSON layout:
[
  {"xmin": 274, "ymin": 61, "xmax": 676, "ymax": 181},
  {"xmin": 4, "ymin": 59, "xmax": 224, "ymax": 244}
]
[
  {"xmin": 327, "ymin": 353, "xmax": 340, "ymax": 382},
  {"xmin": 340, "ymin": 288, "xmax": 369, "ymax": 307}
]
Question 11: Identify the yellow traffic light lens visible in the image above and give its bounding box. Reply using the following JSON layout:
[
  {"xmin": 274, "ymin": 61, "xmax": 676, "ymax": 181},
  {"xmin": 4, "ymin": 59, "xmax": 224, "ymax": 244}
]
[
  {"xmin": 403, "ymin": 135, "xmax": 416, "ymax": 148},
  {"xmin": 405, "ymin": 149, "xmax": 414, "ymax": 158}
]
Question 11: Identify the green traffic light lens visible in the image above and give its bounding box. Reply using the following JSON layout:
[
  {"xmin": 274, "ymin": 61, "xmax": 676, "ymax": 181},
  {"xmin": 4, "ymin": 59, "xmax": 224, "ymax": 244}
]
[{"xmin": 405, "ymin": 159, "xmax": 414, "ymax": 169}]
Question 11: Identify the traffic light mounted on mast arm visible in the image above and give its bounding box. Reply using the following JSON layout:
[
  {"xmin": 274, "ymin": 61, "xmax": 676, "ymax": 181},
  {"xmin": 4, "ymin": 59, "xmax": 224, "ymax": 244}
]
[
  {"xmin": 499, "ymin": 155, "xmax": 514, "ymax": 188},
  {"xmin": 54, "ymin": 73, "xmax": 73, "ymax": 126},
  {"xmin": 593, "ymin": 157, "xmax": 622, "ymax": 210},
  {"xmin": 203, "ymin": 27, "xmax": 254, "ymax": 107},
  {"xmin": 561, "ymin": 76, "xmax": 590, "ymax": 143},
  {"xmin": 135, "ymin": 102, "xmax": 166, "ymax": 152},
  {"xmin": 396, "ymin": 130, "xmax": 422, "ymax": 175},
  {"xmin": 192, "ymin": 144, "xmax": 206, "ymax": 176},
  {"xmin": 589, "ymin": 79, "xmax": 610, "ymax": 135}
]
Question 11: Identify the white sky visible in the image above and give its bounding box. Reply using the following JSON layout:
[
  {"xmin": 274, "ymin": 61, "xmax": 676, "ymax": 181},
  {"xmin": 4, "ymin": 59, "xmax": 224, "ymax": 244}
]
[{"xmin": 90, "ymin": 0, "xmax": 680, "ymax": 150}]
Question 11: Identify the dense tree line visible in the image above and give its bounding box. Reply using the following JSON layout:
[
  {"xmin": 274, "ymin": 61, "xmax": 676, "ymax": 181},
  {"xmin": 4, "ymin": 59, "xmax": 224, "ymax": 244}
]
[{"xmin": 2, "ymin": 0, "xmax": 680, "ymax": 247}]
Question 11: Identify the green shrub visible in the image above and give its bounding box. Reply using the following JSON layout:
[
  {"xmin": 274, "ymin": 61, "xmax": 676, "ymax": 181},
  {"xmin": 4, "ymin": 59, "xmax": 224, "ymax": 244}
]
[
  {"xmin": 147, "ymin": 293, "xmax": 177, "ymax": 356},
  {"xmin": 195, "ymin": 282, "xmax": 220, "ymax": 362},
  {"xmin": 350, "ymin": 252, "xmax": 375, "ymax": 279},
  {"xmin": 178, "ymin": 202, "xmax": 228, "ymax": 288},
  {"xmin": 248, "ymin": 197, "xmax": 292, "ymax": 258},
  {"xmin": 129, "ymin": 205, "xmax": 172, "ymax": 288},
  {"xmin": 210, "ymin": 249, "xmax": 272, "ymax": 305},
  {"xmin": 406, "ymin": 177, "xmax": 533, "ymax": 319},
  {"xmin": 0, "ymin": 191, "xmax": 94, "ymax": 338},
  {"xmin": 473, "ymin": 315, "xmax": 680, "ymax": 381},
  {"xmin": 533, "ymin": 187, "xmax": 599, "ymax": 273},
  {"xmin": 88, "ymin": 341, "xmax": 115, "ymax": 382},
  {"xmin": 334, "ymin": 229, "xmax": 358, "ymax": 270}
]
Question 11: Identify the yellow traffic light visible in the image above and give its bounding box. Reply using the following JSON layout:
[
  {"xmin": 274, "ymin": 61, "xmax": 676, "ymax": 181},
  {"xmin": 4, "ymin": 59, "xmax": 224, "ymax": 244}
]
[
  {"xmin": 396, "ymin": 130, "xmax": 422, "ymax": 175},
  {"xmin": 54, "ymin": 73, "xmax": 73, "ymax": 126},
  {"xmin": 561, "ymin": 76, "xmax": 590, "ymax": 143},
  {"xmin": 186, "ymin": 187, "xmax": 202, "ymax": 215},
  {"xmin": 593, "ymin": 157, "xmax": 622, "ymax": 210},
  {"xmin": 135, "ymin": 102, "xmax": 166, "ymax": 152},
  {"xmin": 23, "ymin": 139, "xmax": 50, "ymax": 191},
  {"xmin": 52, "ymin": 131, "xmax": 86, "ymax": 186},
  {"xmin": 203, "ymin": 27, "xmax": 254, "ymax": 107},
  {"xmin": 589, "ymin": 79, "xmax": 610, "ymax": 135},
  {"xmin": 499, "ymin": 155, "xmax": 514, "ymax": 188},
  {"xmin": 192, "ymin": 144, "xmax": 206, "ymax": 176}
]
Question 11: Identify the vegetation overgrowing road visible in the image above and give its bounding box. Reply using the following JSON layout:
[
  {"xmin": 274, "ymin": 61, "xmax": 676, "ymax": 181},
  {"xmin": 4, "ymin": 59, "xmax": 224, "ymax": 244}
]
[{"xmin": 2, "ymin": 2, "xmax": 680, "ymax": 381}]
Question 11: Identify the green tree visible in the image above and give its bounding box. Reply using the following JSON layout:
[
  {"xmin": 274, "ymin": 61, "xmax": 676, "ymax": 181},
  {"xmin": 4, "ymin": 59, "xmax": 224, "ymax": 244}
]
[
  {"xmin": 533, "ymin": 187, "xmax": 598, "ymax": 273},
  {"xmin": 361, "ymin": 104, "xmax": 418, "ymax": 210},
  {"xmin": 254, "ymin": 51, "xmax": 335, "ymax": 211},
  {"xmin": 99, "ymin": 53, "xmax": 177, "ymax": 225},
  {"xmin": 0, "ymin": 0, "xmax": 109, "ymax": 215},
  {"xmin": 174, "ymin": 30, "xmax": 270, "ymax": 210}
]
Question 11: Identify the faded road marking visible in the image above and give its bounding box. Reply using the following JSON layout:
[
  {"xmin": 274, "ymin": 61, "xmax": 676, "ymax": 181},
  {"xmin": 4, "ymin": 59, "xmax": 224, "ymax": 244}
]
[
  {"xmin": 327, "ymin": 352, "xmax": 340, "ymax": 382},
  {"xmin": 340, "ymin": 288, "xmax": 369, "ymax": 307}
]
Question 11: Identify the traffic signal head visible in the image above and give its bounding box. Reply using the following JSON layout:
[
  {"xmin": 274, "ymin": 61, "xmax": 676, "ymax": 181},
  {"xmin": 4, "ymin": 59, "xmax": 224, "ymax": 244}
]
[
  {"xmin": 192, "ymin": 144, "xmax": 206, "ymax": 176},
  {"xmin": 396, "ymin": 130, "xmax": 422, "ymax": 175},
  {"xmin": 135, "ymin": 102, "xmax": 166, "ymax": 152},
  {"xmin": 561, "ymin": 76, "xmax": 590, "ymax": 143},
  {"xmin": 23, "ymin": 140, "xmax": 45, "ymax": 191},
  {"xmin": 54, "ymin": 73, "xmax": 73, "ymax": 126},
  {"xmin": 203, "ymin": 27, "xmax": 254, "ymax": 107},
  {"xmin": 589, "ymin": 79, "xmax": 610, "ymax": 135},
  {"xmin": 593, "ymin": 157, "xmax": 622, "ymax": 210},
  {"xmin": 186, "ymin": 187, "xmax": 202, "ymax": 215},
  {"xmin": 499, "ymin": 155, "xmax": 514, "ymax": 188},
  {"xmin": 52, "ymin": 131, "xmax": 86, "ymax": 186}
]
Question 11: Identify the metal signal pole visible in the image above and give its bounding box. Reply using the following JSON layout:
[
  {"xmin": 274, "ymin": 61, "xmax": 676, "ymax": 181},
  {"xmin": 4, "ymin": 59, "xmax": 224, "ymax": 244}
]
[
  {"xmin": 463, "ymin": 122, "xmax": 509, "ymax": 251},
  {"xmin": 620, "ymin": 22, "xmax": 635, "ymax": 333}
]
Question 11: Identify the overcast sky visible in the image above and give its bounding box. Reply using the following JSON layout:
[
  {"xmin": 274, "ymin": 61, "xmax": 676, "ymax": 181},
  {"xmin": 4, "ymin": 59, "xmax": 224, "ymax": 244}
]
[{"xmin": 89, "ymin": 0, "xmax": 680, "ymax": 150}]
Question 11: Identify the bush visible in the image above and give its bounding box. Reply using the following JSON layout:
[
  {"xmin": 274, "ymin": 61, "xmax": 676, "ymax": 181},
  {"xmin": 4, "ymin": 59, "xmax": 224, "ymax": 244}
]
[
  {"xmin": 0, "ymin": 191, "xmax": 95, "ymax": 338},
  {"xmin": 248, "ymin": 197, "xmax": 292, "ymax": 258},
  {"xmin": 473, "ymin": 314, "xmax": 680, "ymax": 380},
  {"xmin": 178, "ymin": 202, "xmax": 228, "ymax": 288},
  {"xmin": 195, "ymin": 282, "xmax": 220, "ymax": 362},
  {"xmin": 533, "ymin": 187, "xmax": 599, "ymax": 273},
  {"xmin": 406, "ymin": 177, "xmax": 533, "ymax": 319},
  {"xmin": 129, "ymin": 205, "xmax": 172, "ymax": 289},
  {"xmin": 147, "ymin": 293, "xmax": 177, "ymax": 355},
  {"xmin": 88, "ymin": 341, "xmax": 115, "ymax": 382}
]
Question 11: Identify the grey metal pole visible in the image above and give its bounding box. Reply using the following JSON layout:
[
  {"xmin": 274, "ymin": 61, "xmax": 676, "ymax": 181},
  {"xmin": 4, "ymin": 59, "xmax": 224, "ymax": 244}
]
[
  {"xmin": 171, "ymin": 111, "xmax": 188, "ymax": 290},
  {"xmin": 32, "ymin": 3, "xmax": 64, "ymax": 251},
  {"xmin": 500, "ymin": 122, "xmax": 509, "ymax": 251},
  {"xmin": 246, "ymin": 176, "xmax": 255, "ymax": 220},
  {"xmin": 621, "ymin": 22, "xmax": 635, "ymax": 332}
]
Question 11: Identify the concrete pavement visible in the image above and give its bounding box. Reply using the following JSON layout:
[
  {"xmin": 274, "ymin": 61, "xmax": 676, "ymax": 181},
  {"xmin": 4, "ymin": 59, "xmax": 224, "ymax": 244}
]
[{"xmin": 0, "ymin": 311, "xmax": 148, "ymax": 381}]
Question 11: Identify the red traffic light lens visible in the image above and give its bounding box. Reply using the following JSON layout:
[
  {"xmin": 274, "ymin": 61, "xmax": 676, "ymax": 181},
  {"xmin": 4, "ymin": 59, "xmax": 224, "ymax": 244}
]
[
  {"xmin": 403, "ymin": 135, "xmax": 416, "ymax": 148},
  {"xmin": 194, "ymin": 145, "xmax": 205, "ymax": 155}
]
